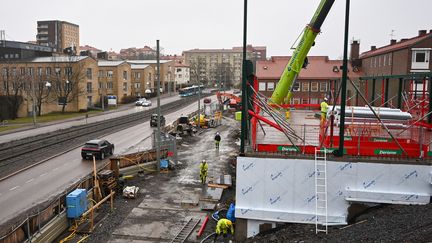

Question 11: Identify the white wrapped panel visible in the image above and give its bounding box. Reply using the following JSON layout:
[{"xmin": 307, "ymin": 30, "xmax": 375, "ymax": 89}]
[{"xmin": 236, "ymin": 157, "xmax": 432, "ymax": 228}]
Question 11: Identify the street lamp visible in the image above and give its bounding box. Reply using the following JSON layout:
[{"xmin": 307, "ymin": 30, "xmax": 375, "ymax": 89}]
[{"xmin": 31, "ymin": 81, "xmax": 52, "ymax": 127}]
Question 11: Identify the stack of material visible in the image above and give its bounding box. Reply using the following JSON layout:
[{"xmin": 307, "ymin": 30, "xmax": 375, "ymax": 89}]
[
  {"xmin": 123, "ymin": 186, "xmax": 139, "ymax": 199},
  {"xmin": 331, "ymin": 106, "xmax": 412, "ymax": 128},
  {"xmin": 98, "ymin": 170, "xmax": 117, "ymax": 197}
]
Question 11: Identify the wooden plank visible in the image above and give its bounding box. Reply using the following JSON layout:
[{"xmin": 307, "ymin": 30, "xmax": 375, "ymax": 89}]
[{"xmin": 207, "ymin": 183, "xmax": 229, "ymax": 189}]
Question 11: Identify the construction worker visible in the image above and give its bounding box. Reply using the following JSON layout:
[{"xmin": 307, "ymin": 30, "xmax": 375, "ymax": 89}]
[
  {"xmin": 214, "ymin": 218, "xmax": 234, "ymax": 240},
  {"xmin": 199, "ymin": 160, "xmax": 208, "ymax": 184},
  {"xmin": 214, "ymin": 132, "xmax": 221, "ymax": 150},
  {"xmin": 320, "ymin": 97, "xmax": 329, "ymax": 122}
]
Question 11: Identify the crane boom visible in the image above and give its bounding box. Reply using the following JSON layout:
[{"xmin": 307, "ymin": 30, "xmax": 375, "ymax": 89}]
[{"xmin": 270, "ymin": 0, "xmax": 335, "ymax": 104}]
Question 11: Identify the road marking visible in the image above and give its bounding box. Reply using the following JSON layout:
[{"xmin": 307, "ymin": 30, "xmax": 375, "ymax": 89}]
[
  {"xmin": 26, "ymin": 178, "xmax": 34, "ymax": 184},
  {"xmin": 9, "ymin": 186, "xmax": 19, "ymax": 191},
  {"xmin": 39, "ymin": 173, "xmax": 47, "ymax": 177}
]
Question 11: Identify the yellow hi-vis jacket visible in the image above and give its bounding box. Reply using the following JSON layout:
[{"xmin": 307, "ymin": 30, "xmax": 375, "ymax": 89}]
[
  {"xmin": 200, "ymin": 162, "xmax": 208, "ymax": 175},
  {"xmin": 320, "ymin": 101, "xmax": 329, "ymax": 113},
  {"xmin": 216, "ymin": 218, "xmax": 234, "ymax": 235}
]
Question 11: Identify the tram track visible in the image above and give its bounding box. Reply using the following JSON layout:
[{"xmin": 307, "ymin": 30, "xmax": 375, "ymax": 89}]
[{"xmin": 0, "ymin": 96, "xmax": 204, "ymax": 180}]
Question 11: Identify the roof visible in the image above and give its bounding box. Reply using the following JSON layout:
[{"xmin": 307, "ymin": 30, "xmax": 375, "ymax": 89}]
[
  {"xmin": 20, "ymin": 56, "xmax": 89, "ymax": 63},
  {"xmin": 126, "ymin": 60, "xmax": 173, "ymax": 64},
  {"xmin": 174, "ymin": 62, "xmax": 189, "ymax": 68},
  {"xmin": 0, "ymin": 40, "xmax": 53, "ymax": 52},
  {"xmin": 80, "ymin": 45, "xmax": 101, "ymax": 52},
  {"xmin": 85, "ymin": 139, "xmax": 104, "ymax": 144},
  {"xmin": 131, "ymin": 64, "xmax": 150, "ymax": 69},
  {"xmin": 359, "ymin": 32, "xmax": 432, "ymax": 59},
  {"xmin": 256, "ymin": 56, "xmax": 363, "ymax": 80},
  {"xmin": 98, "ymin": 60, "xmax": 127, "ymax": 67},
  {"xmin": 183, "ymin": 48, "xmax": 241, "ymax": 53}
]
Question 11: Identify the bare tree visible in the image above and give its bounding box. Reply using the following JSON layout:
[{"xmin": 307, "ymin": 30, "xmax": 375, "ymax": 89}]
[
  {"xmin": 213, "ymin": 62, "xmax": 234, "ymax": 90},
  {"xmin": 0, "ymin": 65, "xmax": 25, "ymax": 119},
  {"xmin": 49, "ymin": 56, "xmax": 87, "ymax": 113},
  {"xmin": 189, "ymin": 56, "xmax": 207, "ymax": 86}
]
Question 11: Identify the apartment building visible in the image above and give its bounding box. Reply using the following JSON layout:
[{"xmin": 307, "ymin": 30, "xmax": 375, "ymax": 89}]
[
  {"xmin": 97, "ymin": 61, "xmax": 132, "ymax": 101},
  {"xmin": 130, "ymin": 64, "xmax": 155, "ymax": 98},
  {"xmin": 174, "ymin": 62, "xmax": 190, "ymax": 88},
  {"xmin": 37, "ymin": 20, "xmax": 80, "ymax": 53},
  {"xmin": 256, "ymin": 56, "xmax": 362, "ymax": 105},
  {"xmin": 0, "ymin": 56, "xmax": 97, "ymax": 117},
  {"xmin": 358, "ymin": 30, "xmax": 432, "ymax": 107},
  {"xmin": 126, "ymin": 60, "xmax": 176, "ymax": 94},
  {"xmin": 183, "ymin": 45, "xmax": 266, "ymax": 87}
]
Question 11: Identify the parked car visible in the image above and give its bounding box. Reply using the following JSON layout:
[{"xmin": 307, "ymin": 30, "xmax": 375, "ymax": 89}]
[
  {"xmin": 203, "ymin": 98, "xmax": 211, "ymax": 104},
  {"xmin": 81, "ymin": 139, "xmax": 114, "ymax": 160},
  {"xmin": 150, "ymin": 114, "xmax": 166, "ymax": 127},
  {"xmin": 141, "ymin": 99, "xmax": 152, "ymax": 107},
  {"xmin": 135, "ymin": 98, "xmax": 146, "ymax": 106}
]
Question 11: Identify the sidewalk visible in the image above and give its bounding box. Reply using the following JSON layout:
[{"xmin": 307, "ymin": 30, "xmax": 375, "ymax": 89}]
[{"xmin": 0, "ymin": 93, "xmax": 180, "ymax": 144}]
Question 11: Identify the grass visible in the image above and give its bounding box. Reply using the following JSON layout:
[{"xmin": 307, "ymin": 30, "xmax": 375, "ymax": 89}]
[
  {"xmin": 5, "ymin": 109, "xmax": 106, "ymax": 125},
  {"xmin": 0, "ymin": 125, "xmax": 26, "ymax": 133}
]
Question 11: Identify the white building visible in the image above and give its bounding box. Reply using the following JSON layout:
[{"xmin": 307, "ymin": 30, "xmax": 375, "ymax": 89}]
[{"xmin": 174, "ymin": 62, "xmax": 190, "ymax": 88}]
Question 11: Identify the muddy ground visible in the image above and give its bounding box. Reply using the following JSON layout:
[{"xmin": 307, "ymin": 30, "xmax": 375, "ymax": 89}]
[{"xmin": 69, "ymin": 111, "xmax": 432, "ymax": 243}]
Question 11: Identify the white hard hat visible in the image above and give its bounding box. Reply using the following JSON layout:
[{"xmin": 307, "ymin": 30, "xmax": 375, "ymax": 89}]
[{"xmin": 324, "ymin": 97, "xmax": 328, "ymax": 101}]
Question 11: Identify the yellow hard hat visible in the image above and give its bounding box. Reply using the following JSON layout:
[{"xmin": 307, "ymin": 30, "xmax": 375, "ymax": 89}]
[{"xmin": 226, "ymin": 220, "xmax": 232, "ymax": 226}]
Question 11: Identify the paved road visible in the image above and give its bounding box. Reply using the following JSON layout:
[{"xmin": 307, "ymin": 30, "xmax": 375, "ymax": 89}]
[
  {"xmin": 0, "ymin": 94, "xmax": 216, "ymax": 225},
  {"xmin": 0, "ymin": 94, "xmax": 182, "ymax": 144}
]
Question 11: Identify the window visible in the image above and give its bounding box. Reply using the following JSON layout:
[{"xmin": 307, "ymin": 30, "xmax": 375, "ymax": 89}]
[
  {"xmin": 134, "ymin": 72, "xmax": 141, "ymax": 79},
  {"xmin": 123, "ymin": 71, "xmax": 128, "ymax": 80},
  {"xmin": 311, "ymin": 82, "xmax": 318, "ymax": 92},
  {"xmin": 20, "ymin": 67, "xmax": 25, "ymax": 75},
  {"xmin": 107, "ymin": 82, "xmax": 113, "ymax": 89},
  {"xmin": 412, "ymin": 49, "xmax": 430, "ymax": 69},
  {"xmin": 37, "ymin": 67, "xmax": 42, "ymax": 76},
  {"xmin": 310, "ymin": 98, "xmax": 318, "ymax": 104},
  {"xmin": 293, "ymin": 82, "xmax": 300, "ymax": 91},
  {"xmin": 55, "ymin": 68, "xmax": 61, "ymax": 76},
  {"xmin": 148, "ymin": 73, "xmax": 152, "ymax": 81},
  {"xmin": 319, "ymin": 82, "xmax": 327, "ymax": 92},
  {"xmin": 292, "ymin": 98, "xmax": 300, "ymax": 104},
  {"xmin": 302, "ymin": 82, "xmax": 309, "ymax": 92},
  {"xmin": 98, "ymin": 70, "xmax": 104, "ymax": 77},
  {"xmin": 28, "ymin": 67, "xmax": 34, "ymax": 76},
  {"xmin": 86, "ymin": 68, "xmax": 92, "ymax": 79},
  {"xmin": 134, "ymin": 83, "xmax": 141, "ymax": 89},
  {"xmin": 123, "ymin": 82, "xmax": 127, "ymax": 92},
  {"xmin": 99, "ymin": 82, "xmax": 104, "ymax": 89},
  {"xmin": 259, "ymin": 82, "xmax": 266, "ymax": 91},
  {"xmin": 11, "ymin": 67, "xmax": 16, "ymax": 77},
  {"xmin": 46, "ymin": 67, "xmax": 51, "ymax": 76},
  {"xmin": 87, "ymin": 82, "xmax": 92, "ymax": 93},
  {"xmin": 107, "ymin": 70, "xmax": 113, "ymax": 78},
  {"xmin": 302, "ymin": 98, "xmax": 309, "ymax": 104},
  {"xmin": 378, "ymin": 56, "xmax": 381, "ymax": 67},
  {"xmin": 2, "ymin": 68, "xmax": 7, "ymax": 77},
  {"xmin": 267, "ymin": 82, "xmax": 275, "ymax": 91},
  {"xmin": 374, "ymin": 57, "xmax": 377, "ymax": 68},
  {"xmin": 388, "ymin": 54, "xmax": 392, "ymax": 66},
  {"xmin": 383, "ymin": 55, "xmax": 386, "ymax": 66},
  {"xmin": 176, "ymin": 68, "xmax": 182, "ymax": 72},
  {"xmin": 65, "ymin": 67, "xmax": 72, "ymax": 76},
  {"xmin": 178, "ymin": 74, "xmax": 182, "ymax": 78}
]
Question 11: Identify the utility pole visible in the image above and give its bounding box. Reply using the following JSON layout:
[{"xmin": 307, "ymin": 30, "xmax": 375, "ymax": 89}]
[
  {"xmin": 32, "ymin": 79, "xmax": 36, "ymax": 127},
  {"xmin": 197, "ymin": 78, "xmax": 201, "ymax": 132},
  {"xmin": 156, "ymin": 40, "xmax": 161, "ymax": 171},
  {"xmin": 337, "ymin": 0, "xmax": 350, "ymax": 157},
  {"xmin": 240, "ymin": 0, "xmax": 248, "ymax": 154}
]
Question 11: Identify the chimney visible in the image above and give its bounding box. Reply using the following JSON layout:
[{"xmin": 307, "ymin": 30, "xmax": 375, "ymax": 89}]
[
  {"xmin": 350, "ymin": 40, "xmax": 360, "ymax": 60},
  {"xmin": 390, "ymin": 39, "xmax": 397, "ymax": 45},
  {"xmin": 371, "ymin": 46, "xmax": 376, "ymax": 51},
  {"xmin": 418, "ymin": 30, "xmax": 427, "ymax": 36}
]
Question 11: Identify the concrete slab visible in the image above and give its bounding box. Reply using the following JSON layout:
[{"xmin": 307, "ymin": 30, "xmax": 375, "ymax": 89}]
[
  {"xmin": 213, "ymin": 174, "xmax": 232, "ymax": 186},
  {"xmin": 112, "ymin": 209, "xmax": 206, "ymax": 241},
  {"xmin": 201, "ymin": 187, "xmax": 223, "ymax": 201}
]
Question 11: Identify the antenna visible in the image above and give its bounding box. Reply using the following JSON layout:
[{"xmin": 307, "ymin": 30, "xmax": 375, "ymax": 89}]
[
  {"xmin": 390, "ymin": 29, "xmax": 395, "ymax": 39},
  {"xmin": 0, "ymin": 30, "xmax": 5, "ymax": 47}
]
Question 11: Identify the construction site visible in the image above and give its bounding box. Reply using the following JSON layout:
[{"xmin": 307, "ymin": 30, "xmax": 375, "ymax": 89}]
[{"xmin": 1, "ymin": 0, "xmax": 432, "ymax": 242}]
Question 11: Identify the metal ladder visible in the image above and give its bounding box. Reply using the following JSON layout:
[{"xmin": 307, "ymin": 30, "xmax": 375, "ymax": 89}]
[
  {"xmin": 315, "ymin": 148, "xmax": 328, "ymax": 234},
  {"xmin": 171, "ymin": 218, "xmax": 201, "ymax": 243}
]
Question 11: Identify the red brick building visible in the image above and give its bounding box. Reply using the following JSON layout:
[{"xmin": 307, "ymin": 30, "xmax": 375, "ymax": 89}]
[{"xmin": 256, "ymin": 56, "xmax": 362, "ymax": 105}]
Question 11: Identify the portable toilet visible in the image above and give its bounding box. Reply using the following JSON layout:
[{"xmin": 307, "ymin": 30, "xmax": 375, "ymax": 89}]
[{"xmin": 66, "ymin": 189, "xmax": 88, "ymax": 218}]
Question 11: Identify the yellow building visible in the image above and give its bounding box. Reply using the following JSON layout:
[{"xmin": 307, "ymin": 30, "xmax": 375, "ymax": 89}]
[
  {"xmin": 97, "ymin": 61, "xmax": 132, "ymax": 101},
  {"xmin": 0, "ymin": 56, "xmax": 97, "ymax": 117}
]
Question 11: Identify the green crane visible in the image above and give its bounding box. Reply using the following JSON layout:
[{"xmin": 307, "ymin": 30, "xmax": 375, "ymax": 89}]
[{"xmin": 270, "ymin": 0, "xmax": 335, "ymax": 104}]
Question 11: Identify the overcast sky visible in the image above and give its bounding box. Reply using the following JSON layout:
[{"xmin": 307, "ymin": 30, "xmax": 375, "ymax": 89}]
[{"xmin": 1, "ymin": 0, "xmax": 430, "ymax": 59}]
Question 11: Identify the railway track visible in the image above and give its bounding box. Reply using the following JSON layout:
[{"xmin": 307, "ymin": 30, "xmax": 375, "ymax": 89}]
[{"xmin": 0, "ymin": 96, "xmax": 205, "ymax": 179}]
